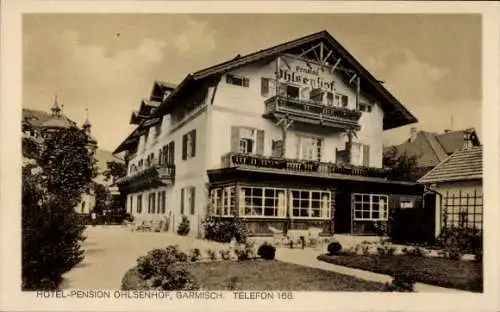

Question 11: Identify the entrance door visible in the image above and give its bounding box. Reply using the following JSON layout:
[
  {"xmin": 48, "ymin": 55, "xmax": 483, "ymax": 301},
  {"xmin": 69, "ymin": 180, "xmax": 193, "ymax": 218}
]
[
  {"xmin": 423, "ymin": 193, "xmax": 436, "ymax": 241},
  {"xmin": 334, "ymin": 192, "xmax": 351, "ymax": 234}
]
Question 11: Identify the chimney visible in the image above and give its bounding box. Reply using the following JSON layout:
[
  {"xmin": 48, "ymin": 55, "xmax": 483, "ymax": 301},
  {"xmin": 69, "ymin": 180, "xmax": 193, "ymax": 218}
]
[
  {"xmin": 463, "ymin": 129, "xmax": 473, "ymax": 149},
  {"xmin": 410, "ymin": 127, "xmax": 418, "ymax": 143}
]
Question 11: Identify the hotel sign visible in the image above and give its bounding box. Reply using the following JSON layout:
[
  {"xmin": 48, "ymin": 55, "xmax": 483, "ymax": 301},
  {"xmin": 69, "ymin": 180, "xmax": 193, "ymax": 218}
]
[{"xmin": 277, "ymin": 56, "xmax": 336, "ymax": 92}]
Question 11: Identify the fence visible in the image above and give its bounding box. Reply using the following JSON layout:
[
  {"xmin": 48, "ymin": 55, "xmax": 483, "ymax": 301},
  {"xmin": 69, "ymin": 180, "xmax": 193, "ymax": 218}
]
[{"xmin": 441, "ymin": 190, "xmax": 483, "ymax": 231}]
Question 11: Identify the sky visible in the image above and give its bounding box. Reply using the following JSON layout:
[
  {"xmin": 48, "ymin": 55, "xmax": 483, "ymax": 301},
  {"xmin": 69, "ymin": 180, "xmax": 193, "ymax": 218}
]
[{"xmin": 23, "ymin": 14, "xmax": 482, "ymax": 152}]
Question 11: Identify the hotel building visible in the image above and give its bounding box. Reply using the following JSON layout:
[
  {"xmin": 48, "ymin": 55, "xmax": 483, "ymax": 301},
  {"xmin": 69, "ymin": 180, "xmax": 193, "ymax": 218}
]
[{"xmin": 114, "ymin": 30, "xmax": 424, "ymax": 237}]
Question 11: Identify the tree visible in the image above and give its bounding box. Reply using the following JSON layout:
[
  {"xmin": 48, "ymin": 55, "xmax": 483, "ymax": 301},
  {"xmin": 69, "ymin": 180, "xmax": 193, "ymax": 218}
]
[
  {"xmin": 22, "ymin": 128, "xmax": 94, "ymax": 290},
  {"xmin": 103, "ymin": 160, "xmax": 126, "ymax": 185},
  {"xmin": 383, "ymin": 146, "xmax": 421, "ymax": 182},
  {"xmin": 93, "ymin": 182, "xmax": 110, "ymax": 215}
]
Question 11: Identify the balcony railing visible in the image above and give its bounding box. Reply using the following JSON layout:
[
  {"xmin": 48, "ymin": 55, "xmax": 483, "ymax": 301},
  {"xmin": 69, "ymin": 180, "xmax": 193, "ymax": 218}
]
[
  {"xmin": 264, "ymin": 95, "xmax": 362, "ymax": 130},
  {"xmin": 221, "ymin": 152, "xmax": 388, "ymax": 179},
  {"xmin": 116, "ymin": 163, "xmax": 176, "ymax": 191}
]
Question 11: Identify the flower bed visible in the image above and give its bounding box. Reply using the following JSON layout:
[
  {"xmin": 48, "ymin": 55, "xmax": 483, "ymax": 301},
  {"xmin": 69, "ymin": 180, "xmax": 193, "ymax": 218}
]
[{"xmin": 317, "ymin": 253, "xmax": 482, "ymax": 292}]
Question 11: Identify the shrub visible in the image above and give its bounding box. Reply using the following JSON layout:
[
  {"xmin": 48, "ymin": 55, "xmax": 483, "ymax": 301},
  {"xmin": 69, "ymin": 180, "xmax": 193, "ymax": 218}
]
[
  {"xmin": 206, "ymin": 249, "xmax": 218, "ymax": 261},
  {"xmin": 124, "ymin": 245, "xmax": 197, "ymax": 290},
  {"xmin": 257, "ymin": 243, "xmax": 276, "ymax": 260},
  {"xmin": 219, "ymin": 249, "xmax": 231, "ymax": 260},
  {"xmin": 234, "ymin": 241, "xmax": 256, "ymax": 261},
  {"xmin": 177, "ymin": 216, "xmax": 190, "ymax": 236},
  {"xmin": 202, "ymin": 216, "xmax": 247, "ymax": 243},
  {"xmin": 383, "ymin": 271, "xmax": 415, "ymax": 292},
  {"xmin": 327, "ymin": 241, "xmax": 343, "ymax": 255},
  {"xmin": 402, "ymin": 246, "xmax": 428, "ymax": 258},
  {"xmin": 189, "ymin": 248, "xmax": 201, "ymax": 262},
  {"xmin": 436, "ymin": 227, "xmax": 482, "ymax": 260},
  {"xmin": 376, "ymin": 242, "xmax": 396, "ymax": 256}
]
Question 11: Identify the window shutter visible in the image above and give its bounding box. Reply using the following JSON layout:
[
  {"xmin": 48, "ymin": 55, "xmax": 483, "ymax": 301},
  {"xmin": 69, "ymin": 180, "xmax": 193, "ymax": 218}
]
[
  {"xmin": 191, "ymin": 129, "xmax": 197, "ymax": 157},
  {"xmin": 182, "ymin": 134, "xmax": 187, "ymax": 160},
  {"xmin": 256, "ymin": 130, "xmax": 264, "ymax": 155},
  {"xmin": 190, "ymin": 187, "xmax": 196, "ymax": 215},
  {"xmin": 180, "ymin": 188, "xmax": 185, "ymax": 215},
  {"xmin": 231, "ymin": 126, "xmax": 240, "ymax": 153},
  {"xmin": 363, "ymin": 144, "xmax": 370, "ymax": 167},
  {"xmin": 158, "ymin": 148, "xmax": 163, "ymax": 165}
]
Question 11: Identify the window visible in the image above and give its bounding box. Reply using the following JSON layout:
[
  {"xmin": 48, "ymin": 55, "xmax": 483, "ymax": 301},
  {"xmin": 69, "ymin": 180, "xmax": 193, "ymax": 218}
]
[
  {"xmin": 442, "ymin": 190, "xmax": 482, "ymax": 231},
  {"xmin": 162, "ymin": 141, "xmax": 175, "ymax": 165},
  {"xmin": 352, "ymin": 194, "xmax": 388, "ymax": 221},
  {"xmin": 137, "ymin": 194, "xmax": 142, "ymax": 214},
  {"xmin": 148, "ymin": 193, "xmax": 156, "ymax": 214},
  {"xmin": 231, "ymin": 126, "xmax": 264, "ymax": 155},
  {"xmin": 290, "ymin": 190, "xmax": 331, "ymax": 219},
  {"xmin": 286, "ymin": 85, "xmax": 300, "ymax": 99},
  {"xmin": 181, "ymin": 187, "xmax": 195, "ymax": 215},
  {"xmin": 239, "ymin": 128, "xmax": 256, "ymax": 154},
  {"xmin": 182, "ymin": 130, "xmax": 196, "ymax": 160},
  {"xmin": 326, "ymin": 92, "xmax": 334, "ymax": 106},
  {"xmin": 227, "ymin": 74, "xmax": 249, "ymax": 87},
  {"xmin": 359, "ymin": 103, "xmax": 372, "ymax": 112},
  {"xmin": 261, "ymin": 78, "xmax": 270, "ymax": 97},
  {"xmin": 296, "ymin": 135, "xmax": 323, "ymax": 161},
  {"xmin": 240, "ymin": 187, "xmax": 287, "ymax": 217},
  {"xmin": 129, "ymin": 195, "xmax": 134, "ymax": 214},
  {"xmin": 309, "ymin": 88, "xmax": 323, "ymax": 103},
  {"xmin": 334, "ymin": 94, "xmax": 348, "ymax": 107},
  {"xmin": 157, "ymin": 191, "xmax": 166, "ymax": 214},
  {"xmin": 210, "ymin": 186, "xmax": 237, "ymax": 217}
]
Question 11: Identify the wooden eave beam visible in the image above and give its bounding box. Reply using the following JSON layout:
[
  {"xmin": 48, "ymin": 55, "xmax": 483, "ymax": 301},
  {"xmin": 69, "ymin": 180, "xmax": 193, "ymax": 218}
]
[{"xmin": 298, "ymin": 43, "xmax": 322, "ymax": 58}]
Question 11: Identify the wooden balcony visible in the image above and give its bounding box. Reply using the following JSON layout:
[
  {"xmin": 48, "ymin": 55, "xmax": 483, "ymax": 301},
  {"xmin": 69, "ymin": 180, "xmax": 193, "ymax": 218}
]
[
  {"xmin": 264, "ymin": 95, "xmax": 361, "ymax": 130},
  {"xmin": 116, "ymin": 163, "xmax": 175, "ymax": 192},
  {"xmin": 221, "ymin": 152, "xmax": 388, "ymax": 179}
]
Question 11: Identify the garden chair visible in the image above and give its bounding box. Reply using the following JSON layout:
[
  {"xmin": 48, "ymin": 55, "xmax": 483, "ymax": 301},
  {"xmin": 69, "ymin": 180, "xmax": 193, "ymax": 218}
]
[{"xmin": 268, "ymin": 226, "xmax": 286, "ymax": 247}]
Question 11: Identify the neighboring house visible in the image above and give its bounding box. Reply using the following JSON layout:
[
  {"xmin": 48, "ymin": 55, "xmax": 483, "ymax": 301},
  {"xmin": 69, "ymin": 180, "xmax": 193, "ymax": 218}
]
[
  {"xmin": 114, "ymin": 30, "xmax": 424, "ymax": 237},
  {"xmin": 22, "ymin": 99, "xmax": 98, "ymax": 215},
  {"xmin": 418, "ymin": 145, "xmax": 483, "ymax": 237},
  {"xmin": 385, "ymin": 127, "xmax": 481, "ymax": 179}
]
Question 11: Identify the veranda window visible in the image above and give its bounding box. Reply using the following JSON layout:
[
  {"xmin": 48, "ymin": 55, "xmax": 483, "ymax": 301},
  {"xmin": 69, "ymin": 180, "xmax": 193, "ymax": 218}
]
[
  {"xmin": 239, "ymin": 187, "xmax": 287, "ymax": 218},
  {"xmin": 352, "ymin": 194, "xmax": 388, "ymax": 221},
  {"xmin": 209, "ymin": 186, "xmax": 236, "ymax": 217},
  {"xmin": 296, "ymin": 135, "xmax": 323, "ymax": 161},
  {"xmin": 290, "ymin": 190, "xmax": 331, "ymax": 219}
]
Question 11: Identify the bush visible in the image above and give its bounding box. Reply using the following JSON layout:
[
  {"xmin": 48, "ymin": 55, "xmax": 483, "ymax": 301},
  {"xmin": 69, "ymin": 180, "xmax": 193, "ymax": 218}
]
[
  {"xmin": 189, "ymin": 248, "xmax": 201, "ymax": 262},
  {"xmin": 177, "ymin": 216, "xmax": 190, "ymax": 236},
  {"xmin": 226, "ymin": 276, "xmax": 240, "ymax": 290},
  {"xmin": 437, "ymin": 227, "xmax": 482, "ymax": 260},
  {"xmin": 219, "ymin": 249, "xmax": 231, "ymax": 260},
  {"xmin": 202, "ymin": 216, "xmax": 247, "ymax": 243},
  {"xmin": 234, "ymin": 241, "xmax": 256, "ymax": 261},
  {"xmin": 123, "ymin": 245, "xmax": 198, "ymax": 290},
  {"xmin": 257, "ymin": 243, "xmax": 276, "ymax": 260},
  {"xmin": 376, "ymin": 242, "xmax": 396, "ymax": 256},
  {"xmin": 206, "ymin": 249, "xmax": 218, "ymax": 261},
  {"xmin": 327, "ymin": 241, "xmax": 342, "ymax": 255},
  {"xmin": 402, "ymin": 246, "xmax": 428, "ymax": 258},
  {"xmin": 384, "ymin": 271, "xmax": 415, "ymax": 292}
]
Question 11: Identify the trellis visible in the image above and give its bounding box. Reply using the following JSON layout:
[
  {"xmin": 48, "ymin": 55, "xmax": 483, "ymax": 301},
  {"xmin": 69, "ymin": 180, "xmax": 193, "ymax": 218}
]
[{"xmin": 441, "ymin": 189, "xmax": 483, "ymax": 231}]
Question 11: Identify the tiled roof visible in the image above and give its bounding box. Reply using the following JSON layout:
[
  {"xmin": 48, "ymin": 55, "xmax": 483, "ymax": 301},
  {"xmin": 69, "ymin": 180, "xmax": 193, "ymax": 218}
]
[
  {"xmin": 23, "ymin": 108, "xmax": 77, "ymax": 128},
  {"xmin": 386, "ymin": 129, "xmax": 480, "ymax": 169},
  {"xmin": 418, "ymin": 146, "xmax": 482, "ymax": 184}
]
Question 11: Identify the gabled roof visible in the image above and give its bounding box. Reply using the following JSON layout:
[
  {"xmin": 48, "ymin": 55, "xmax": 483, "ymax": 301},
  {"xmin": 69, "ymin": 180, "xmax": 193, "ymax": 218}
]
[
  {"xmin": 154, "ymin": 30, "xmax": 417, "ymax": 130},
  {"xmin": 386, "ymin": 128, "xmax": 480, "ymax": 169},
  {"xmin": 418, "ymin": 146, "xmax": 482, "ymax": 184}
]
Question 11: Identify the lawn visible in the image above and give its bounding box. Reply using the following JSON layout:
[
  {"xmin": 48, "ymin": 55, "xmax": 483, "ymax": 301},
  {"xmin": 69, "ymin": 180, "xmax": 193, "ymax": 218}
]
[
  {"xmin": 317, "ymin": 254, "xmax": 483, "ymax": 292},
  {"xmin": 123, "ymin": 260, "xmax": 387, "ymax": 291}
]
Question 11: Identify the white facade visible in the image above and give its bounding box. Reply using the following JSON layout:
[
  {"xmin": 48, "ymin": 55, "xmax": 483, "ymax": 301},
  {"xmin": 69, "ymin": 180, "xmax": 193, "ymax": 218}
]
[{"xmin": 122, "ymin": 55, "xmax": 386, "ymax": 237}]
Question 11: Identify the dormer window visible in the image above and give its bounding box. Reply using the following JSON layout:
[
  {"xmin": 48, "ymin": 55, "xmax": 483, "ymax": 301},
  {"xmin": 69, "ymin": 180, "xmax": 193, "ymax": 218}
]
[
  {"xmin": 227, "ymin": 74, "xmax": 249, "ymax": 87},
  {"xmin": 359, "ymin": 103, "xmax": 372, "ymax": 113},
  {"xmin": 286, "ymin": 85, "xmax": 300, "ymax": 99}
]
